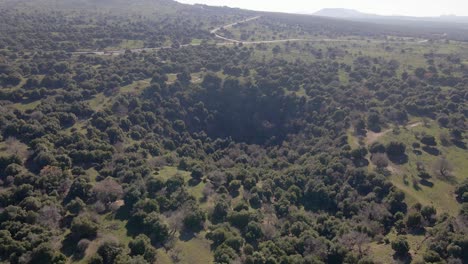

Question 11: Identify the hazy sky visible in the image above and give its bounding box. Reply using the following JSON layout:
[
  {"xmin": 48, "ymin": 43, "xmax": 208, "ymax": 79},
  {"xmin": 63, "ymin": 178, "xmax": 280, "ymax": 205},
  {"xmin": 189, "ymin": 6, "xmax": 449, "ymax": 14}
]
[{"xmin": 176, "ymin": 0, "xmax": 468, "ymax": 17}]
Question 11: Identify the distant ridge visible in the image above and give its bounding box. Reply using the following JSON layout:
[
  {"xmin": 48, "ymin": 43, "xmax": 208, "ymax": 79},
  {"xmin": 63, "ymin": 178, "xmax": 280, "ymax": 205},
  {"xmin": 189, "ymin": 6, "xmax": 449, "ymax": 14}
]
[
  {"xmin": 313, "ymin": 8, "xmax": 468, "ymax": 24},
  {"xmin": 314, "ymin": 8, "xmax": 380, "ymax": 19}
]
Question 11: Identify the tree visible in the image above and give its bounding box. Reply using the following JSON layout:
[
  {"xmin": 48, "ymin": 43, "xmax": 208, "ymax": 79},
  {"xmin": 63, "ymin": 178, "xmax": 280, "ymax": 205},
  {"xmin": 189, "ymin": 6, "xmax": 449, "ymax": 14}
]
[
  {"xmin": 367, "ymin": 112, "xmax": 381, "ymax": 132},
  {"xmin": 414, "ymin": 67, "xmax": 426, "ymax": 79},
  {"xmin": 386, "ymin": 141, "xmax": 406, "ymax": 157},
  {"xmin": 272, "ymin": 45, "xmax": 281, "ymax": 55},
  {"xmin": 183, "ymin": 206, "xmax": 206, "ymax": 232},
  {"xmin": 228, "ymin": 180, "xmax": 242, "ymax": 194},
  {"xmin": 420, "ymin": 205, "xmax": 436, "ymax": 223},
  {"xmin": 406, "ymin": 212, "xmax": 422, "ymax": 229},
  {"xmin": 97, "ymin": 239, "xmax": 124, "ymax": 264},
  {"xmin": 455, "ymin": 180, "xmax": 468, "ymax": 202},
  {"xmin": 245, "ymin": 221, "xmax": 263, "ymax": 243},
  {"xmin": 70, "ymin": 216, "xmax": 98, "ymax": 240},
  {"xmin": 190, "ymin": 166, "xmax": 203, "ymax": 181},
  {"xmin": 30, "ymin": 243, "xmax": 67, "ymax": 264},
  {"xmin": 386, "ymin": 142, "xmax": 406, "ymax": 156},
  {"xmin": 129, "ymin": 234, "xmax": 157, "ymax": 263},
  {"xmin": 177, "ymin": 70, "xmax": 191, "ymax": 84},
  {"xmin": 391, "ymin": 236, "xmax": 410, "ymax": 256},
  {"xmin": 369, "ymin": 142, "xmax": 385, "ymax": 153},
  {"xmin": 142, "ymin": 212, "xmax": 169, "ymax": 245},
  {"xmin": 212, "ymin": 200, "xmax": 229, "ymax": 222}
]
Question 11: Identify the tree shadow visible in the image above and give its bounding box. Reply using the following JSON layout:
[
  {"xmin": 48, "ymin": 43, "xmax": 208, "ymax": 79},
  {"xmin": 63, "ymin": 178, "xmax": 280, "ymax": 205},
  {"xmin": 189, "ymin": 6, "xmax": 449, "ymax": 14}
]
[
  {"xmin": 388, "ymin": 154, "xmax": 408, "ymax": 165},
  {"xmin": 392, "ymin": 253, "xmax": 412, "ymax": 264},
  {"xmin": 437, "ymin": 174, "xmax": 458, "ymax": 185},
  {"xmin": 61, "ymin": 233, "xmax": 85, "ymax": 260},
  {"xmin": 188, "ymin": 178, "xmax": 201, "ymax": 187},
  {"xmin": 179, "ymin": 230, "xmax": 196, "ymax": 242},
  {"xmin": 353, "ymin": 158, "xmax": 369, "ymax": 168},
  {"xmin": 115, "ymin": 204, "xmax": 131, "ymax": 220},
  {"xmin": 230, "ymin": 190, "xmax": 240, "ymax": 197},
  {"xmin": 125, "ymin": 217, "xmax": 141, "ymax": 238},
  {"xmin": 422, "ymin": 146, "xmax": 440, "ymax": 156},
  {"xmin": 408, "ymin": 227, "xmax": 426, "ymax": 236},
  {"xmin": 419, "ymin": 179, "xmax": 434, "ymax": 188},
  {"xmin": 452, "ymin": 140, "xmax": 466, "ymax": 149}
]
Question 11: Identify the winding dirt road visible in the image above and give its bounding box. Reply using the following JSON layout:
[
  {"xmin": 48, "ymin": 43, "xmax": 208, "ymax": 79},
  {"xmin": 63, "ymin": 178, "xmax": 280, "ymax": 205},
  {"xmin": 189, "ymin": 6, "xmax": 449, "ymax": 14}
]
[
  {"xmin": 72, "ymin": 16, "xmax": 427, "ymax": 56},
  {"xmin": 71, "ymin": 16, "xmax": 348, "ymax": 56}
]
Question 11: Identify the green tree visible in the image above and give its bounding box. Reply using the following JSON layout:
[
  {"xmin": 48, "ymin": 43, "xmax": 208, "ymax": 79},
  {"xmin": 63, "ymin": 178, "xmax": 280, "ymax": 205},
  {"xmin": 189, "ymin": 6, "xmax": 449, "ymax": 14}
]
[{"xmin": 391, "ymin": 236, "xmax": 410, "ymax": 256}]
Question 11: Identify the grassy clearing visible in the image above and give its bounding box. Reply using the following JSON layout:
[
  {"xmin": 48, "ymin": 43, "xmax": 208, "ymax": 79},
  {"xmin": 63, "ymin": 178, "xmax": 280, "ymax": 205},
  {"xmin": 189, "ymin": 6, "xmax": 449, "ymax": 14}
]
[
  {"xmin": 155, "ymin": 232, "xmax": 213, "ymax": 264},
  {"xmin": 368, "ymin": 230, "xmax": 427, "ymax": 264},
  {"xmin": 86, "ymin": 78, "xmax": 151, "ymax": 111},
  {"xmin": 120, "ymin": 78, "xmax": 151, "ymax": 94},
  {"xmin": 377, "ymin": 121, "xmax": 466, "ymax": 215},
  {"xmin": 104, "ymin": 39, "xmax": 145, "ymax": 51},
  {"xmin": 156, "ymin": 166, "xmax": 206, "ymax": 202},
  {"xmin": 190, "ymin": 39, "xmax": 203, "ymax": 45},
  {"xmin": 86, "ymin": 167, "xmax": 99, "ymax": 183},
  {"xmin": 176, "ymin": 232, "xmax": 213, "ymax": 264},
  {"xmin": 166, "ymin": 74, "xmax": 177, "ymax": 84},
  {"xmin": 87, "ymin": 93, "xmax": 108, "ymax": 111},
  {"xmin": 74, "ymin": 213, "xmax": 133, "ymax": 264},
  {"xmin": 156, "ymin": 249, "xmax": 173, "ymax": 264},
  {"xmin": 347, "ymin": 119, "xmax": 466, "ymax": 216},
  {"xmin": 11, "ymin": 100, "xmax": 41, "ymax": 111}
]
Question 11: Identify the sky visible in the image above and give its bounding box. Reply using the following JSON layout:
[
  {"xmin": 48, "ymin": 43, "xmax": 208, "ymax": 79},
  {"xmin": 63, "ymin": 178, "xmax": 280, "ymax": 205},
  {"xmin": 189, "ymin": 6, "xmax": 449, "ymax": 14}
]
[{"xmin": 175, "ymin": 0, "xmax": 468, "ymax": 17}]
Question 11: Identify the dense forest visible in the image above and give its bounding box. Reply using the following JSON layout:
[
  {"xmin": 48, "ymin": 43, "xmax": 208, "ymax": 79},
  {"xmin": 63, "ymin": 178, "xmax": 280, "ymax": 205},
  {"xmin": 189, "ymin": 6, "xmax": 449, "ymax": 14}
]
[{"xmin": 0, "ymin": 0, "xmax": 466, "ymax": 264}]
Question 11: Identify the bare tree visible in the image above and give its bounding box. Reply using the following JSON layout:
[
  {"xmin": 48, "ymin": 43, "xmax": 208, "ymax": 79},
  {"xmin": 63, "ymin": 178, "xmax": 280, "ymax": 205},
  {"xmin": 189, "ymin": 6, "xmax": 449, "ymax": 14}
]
[
  {"xmin": 371, "ymin": 153, "xmax": 389, "ymax": 169},
  {"xmin": 92, "ymin": 177, "xmax": 124, "ymax": 205},
  {"xmin": 261, "ymin": 221, "xmax": 277, "ymax": 240},
  {"xmin": 38, "ymin": 205, "xmax": 62, "ymax": 229},
  {"xmin": 169, "ymin": 247, "xmax": 182, "ymax": 263},
  {"xmin": 164, "ymin": 208, "xmax": 187, "ymax": 237},
  {"xmin": 303, "ymin": 237, "xmax": 328, "ymax": 260},
  {"xmin": 340, "ymin": 231, "xmax": 371, "ymax": 257},
  {"xmin": 201, "ymin": 182, "xmax": 215, "ymax": 202},
  {"xmin": 439, "ymin": 132, "xmax": 452, "ymax": 146},
  {"xmin": 433, "ymin": 156, "xmax": 453, "ymax": 179},
  {"xmin": 5, "ymin": 137, "xmax": 30, "ymax": 161}
]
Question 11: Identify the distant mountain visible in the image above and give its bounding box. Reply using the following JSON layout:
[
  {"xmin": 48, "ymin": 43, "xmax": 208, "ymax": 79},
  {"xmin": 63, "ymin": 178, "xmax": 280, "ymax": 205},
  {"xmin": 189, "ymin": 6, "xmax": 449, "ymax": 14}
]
[
  {"xmin": 314, "ymin": 8, "xmax": 380, "ymax": 19},
  {"xmin": 313, "ymin": 8, "xmax": 468, "ymax": 24}
]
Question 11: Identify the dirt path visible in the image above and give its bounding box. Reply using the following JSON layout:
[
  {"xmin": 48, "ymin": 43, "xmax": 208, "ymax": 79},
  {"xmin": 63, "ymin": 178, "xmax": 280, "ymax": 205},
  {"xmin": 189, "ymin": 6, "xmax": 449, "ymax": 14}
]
[
  {"xmin": 71, "ymin": 16, "xmax": 349, "ymax": 56},
  {"xmin": 365, "ymin": 121, "xmax": 422, "ymax": 146},
  {"xmin": 365, "ymin": 129, "xmax": 392, "ymax": 145},
  {"xmin": 406, "ymin": 122, "xmax": 422, "ymax": 129},
  {"xmin": 71, "ymin": 16, "xmax": 431, "ymax": 56}
]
